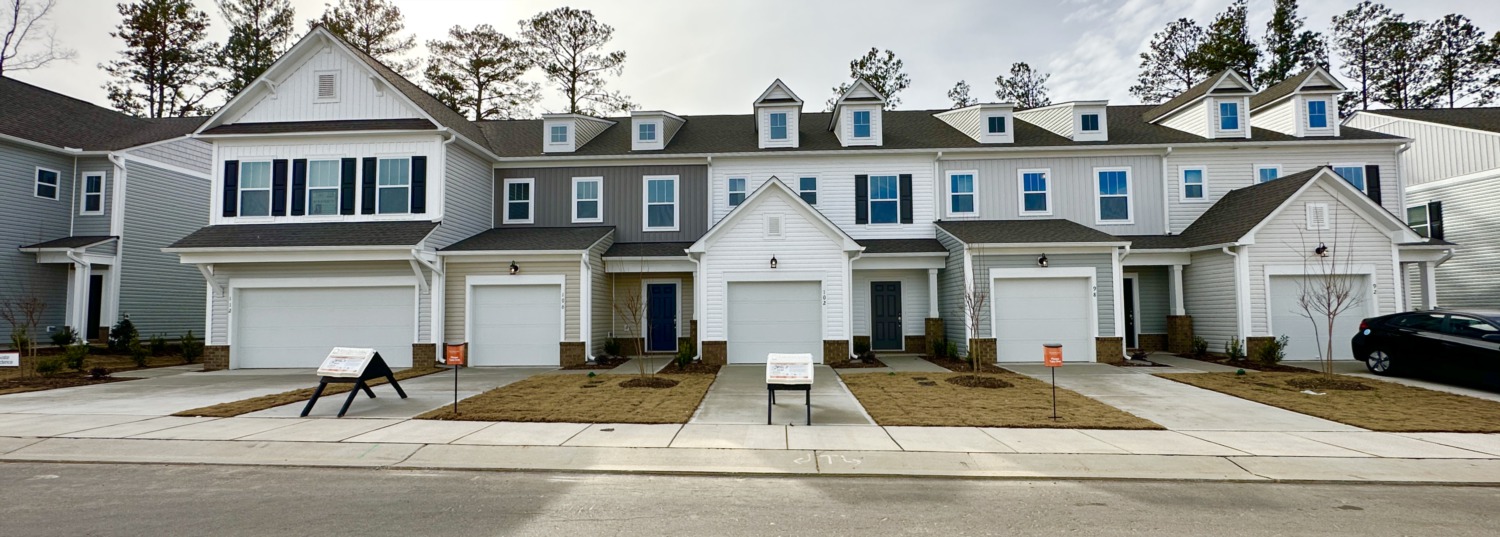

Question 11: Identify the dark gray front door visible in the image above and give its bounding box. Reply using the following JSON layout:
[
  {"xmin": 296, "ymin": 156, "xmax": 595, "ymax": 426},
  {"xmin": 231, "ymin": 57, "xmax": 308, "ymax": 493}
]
[
  {"xmin": 871, "ymin": 281, "xmax": 902, "ymax": 350},
  {"xmin": 646, "ymin": 283, "xmax": 677, "ymax": 352},
  {"xmin": 1124, "ymin": 277, "xmax": 1137, "ymax": 348}
]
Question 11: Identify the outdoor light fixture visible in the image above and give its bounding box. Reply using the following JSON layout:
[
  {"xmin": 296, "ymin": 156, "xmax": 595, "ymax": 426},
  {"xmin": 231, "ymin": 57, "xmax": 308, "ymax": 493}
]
[
  {"xmin": 770, "ymin": 255, "xmax": 779, "ymax": 269},
  {"xmin": 1037, "ymin": 254, "xmax": 1049, "ymax": 267},
  {"xmin": 509, "ymin": 261, "xmax": 519, "ymax": 275},
  {"xmin": 1314, "ymin": 243, "xmax": 1329, "ymax": 257}
]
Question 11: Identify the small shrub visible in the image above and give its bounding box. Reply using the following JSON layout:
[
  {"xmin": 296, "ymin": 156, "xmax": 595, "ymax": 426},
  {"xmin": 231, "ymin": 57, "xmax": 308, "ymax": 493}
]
[
  {"xmin": 1190, "ymin": 336, "xmax": 1209, "ymax": 357},
  {"xmin": 149, "ymin": 334, "xmax": 168, "ymax": 356},
  {"xmin": 675, "ymin": 345, "xmax": 694, "ymax": 370},
  {"xmin": 946, "ymin": 340, "xmax": 959, "ymax": 360},
  {"xmin": 126, "ymin": 335, "xmax": 148, "ymax": 368},
  {"xmin": 35, "ymin": 357, "xmax": 65, "ymax": 376},
  {"xmin": 853, "ymin": 339, "xmax": 871, "ymax": 356},
  {"xmin": 89, "ymin": 367, "xmax": 111, "ymax": 380},
  {"xmin": 603, "ymin": 337, "xmax": 622, "ymax": 356},
  {"xmin": 63, "ymin": 343, "xmax": 90, "ymax": 371},
  {"xmin": 929, "ymin": 338, "xmax": 946, "ymax": 358},
  {"xmin": 9, "ymin": 326, "xmax": 30, "ymax": 356},
  {"xmin": 109, "ymin": 317, "xmax": 138, "ymax": 353},
  {"xmin": 1224, "ymin": 338, "xmax": 1247, "ymax": 361},
  {"xmin": 1256, "ymin": 335, "xmax": 1289, "ymax": 365},
  {"xmin": 51, "ymin": 326, "xmax": 79, "ymax": 349},
  {"xmin": 180, "ymin": 330, "xmax": 203, "ymax": 364}
]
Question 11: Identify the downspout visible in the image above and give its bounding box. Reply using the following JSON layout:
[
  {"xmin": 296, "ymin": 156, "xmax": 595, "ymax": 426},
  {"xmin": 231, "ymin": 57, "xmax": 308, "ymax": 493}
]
[
  {"xmin": 1222, "ymin": 245, "xmax": 1248, "ymax": 343},
  {"xmin": 933, "ymin": 151, "xmax": 943, "ymax": 218},
  {"xmin": 847, "ymin": 248, "xmax": 863, "ymax": 360},
  {"xmin": 105, "ymin": 153, "xmax": 128, "ymax": 330},
  {"xmin": 1161, "ymin": 147, "xmax": 1173, "ymax": 234},
  {"xmin": 1395, "ymin": 142, "xmax": 1412, "ymax": 217},
  {"xmin": 69, "ymin": 156, "xmax": 79, "ymax": 235},
  {"xmin": 704, "ymin": 156, "xmax": 713, "ymax": 229},
  {"xmin": 686, "ymin": 252, "xmax": 702, "ymax": 360}
]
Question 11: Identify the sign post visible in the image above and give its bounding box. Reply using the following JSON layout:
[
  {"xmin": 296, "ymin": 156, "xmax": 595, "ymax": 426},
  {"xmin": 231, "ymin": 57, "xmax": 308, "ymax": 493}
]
[
  {"xmin": 1044, "ymin": 344, "xmax": 1063, "ymax": 421},
  {"xmin": 301, "ymin": 347, "xmax": 409, "ymax": 418},
  {"xmin": 442, "ymin": 343, "xmax": 467, "ymax": 414},
  {"xmin": 766, "ymin": 353, "xmax": 815, "ymax": 425}
]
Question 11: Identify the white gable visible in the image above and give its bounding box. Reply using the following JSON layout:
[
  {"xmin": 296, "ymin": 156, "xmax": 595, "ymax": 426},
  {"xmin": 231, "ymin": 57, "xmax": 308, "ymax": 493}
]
[
  {"xmin": 845, "ymin": 82, "xmax": 881, "ymax": 100},
  {"xmin": 225, "ymin": 43, "xmax": 419, "ymax": 124},
  {"xmin": 1301, "ymin": 69, "xmax": 1345, "ymax": 92},
  {"xmin": 754, "ymin": 79, "xmax": 804, "ymax": 106},
  {"xmin": 762, "ymin": 84, "xmax": 797, "ymax": 102}
]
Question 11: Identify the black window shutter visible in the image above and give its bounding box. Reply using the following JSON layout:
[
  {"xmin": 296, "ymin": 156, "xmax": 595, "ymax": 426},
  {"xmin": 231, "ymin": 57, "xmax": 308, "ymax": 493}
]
[
  {"xmin": 290, "ymin": 159, "xmax": 307, "ymax": 216},
  {"xmin": 1364, "ymin": 165, "xmax": 1383, "ymax": 205},
  {"xmin": 899, "ymin": 174, "xmax": 914, "ymax": 224},
  {"xmin": 271, "ymin": 159, "xmax": 288, "ymax": 216},
  {"xmin": 361, "ymin": 157, "xmax": 377, "ymax": 214},
  {"xmin": 854, "ymin": 174, "xmax": 869, "ymax": 224},
  {"xmin": 1428, "ymin": 201, "xmax": 1445, "ymax": 240},
  {"xmin": 339, "ymin": 158, "xmax": 357, "ymax": 215},
  {"xmin": 410, "ymin": 156, "xmax": 427, "ymax": 214},
  {"xmin": 222, "ymin": 160, "xmax": 239, "ymax": 217}
]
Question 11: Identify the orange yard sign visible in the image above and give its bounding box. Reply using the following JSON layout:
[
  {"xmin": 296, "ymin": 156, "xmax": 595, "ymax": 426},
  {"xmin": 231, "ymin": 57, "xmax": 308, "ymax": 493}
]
[
  {"xmin": 1043, "ymin": 345, "xmax": 1063, "ymax": 367},
  {"xmin": 444, "ymin": 343, "xmax": 467, "ymax": 366}
]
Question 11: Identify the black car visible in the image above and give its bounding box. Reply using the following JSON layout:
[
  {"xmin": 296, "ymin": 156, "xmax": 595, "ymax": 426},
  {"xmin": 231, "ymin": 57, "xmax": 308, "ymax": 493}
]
[{"xmin": 1351, "ymin": 309, "xmax": 1500, "ymax": 382}]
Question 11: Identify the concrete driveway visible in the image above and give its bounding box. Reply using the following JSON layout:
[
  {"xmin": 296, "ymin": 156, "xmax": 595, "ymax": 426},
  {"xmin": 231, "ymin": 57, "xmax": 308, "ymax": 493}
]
[
  {"xmin": 0, "ymin": 366, "xmax": 315, "ymax": 416},
  {"xmin": 691, "ymin": 365, "xmax": 874, "ymax": 426},
  {"xmin": 246, "ymin": 367, "xmax": 554, "ymax": 419}
]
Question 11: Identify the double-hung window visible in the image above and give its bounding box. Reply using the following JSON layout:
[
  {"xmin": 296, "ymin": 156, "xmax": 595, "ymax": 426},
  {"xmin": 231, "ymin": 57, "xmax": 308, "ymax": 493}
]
[
  {"xmin": 1407, "ymin": 205, "xmax": 1430, "ymax": 238},
  {"xmin": 869, "ymin": 175, "xmax": 899, "ymax": 224},
  {"xmin": 572, "ymin": 177, "xmax": 602, "ymax": 223},
  {"xmin": 1332, "ymin": 164, "xmax": 1365, "ymax": 192},
  {"xmin": 769, "ymin": 113, "xmax": 788, "ymax": 140},
  {"xmin": 550, "ymin": 125, "xmax": 568, "ymax": 144},
  {"xmin": 639, "ymin": 123, "xmax": 656, "ymax": 142},
  {"xmin": 853, "ymin": 110, "xmax": 871, "ymax": 138},
  {"xmin": 81, "ymin": 172, "xmax": 104, "ymax": 214},
  {"xmin": 987, "ymin": 116, "xmax": 1006, "ymax": 134},
  {"xmin": 948, "ymin": 171, "xmax": 976, "ymax": 217},
  {"xmin": 1308, "ymin": 100, "xmax": 1329, "ymax": 129},
  {"xmin": 238, "ymin": 161, "xmax": 272, "ymax": 217},
  {"xmin": 1081, "ymin": 114, "xmax": 1100, "ymax": 132},
  {"xmin": 1096, "ymin": 168, "xmax": 1132, "ymax": 223},
  {"xmin": 503, "ymin": 178, "xmax": 533, "ymax": 224},
  {"xmin": 34, "ymin": 168, "xmax": 59, "ymax": 199},
  {"xmin": 644, "ymin": 175, "xmax": 678, "ymax": 231},
  {"xmin": 306, "ymin": 160, "xmax": 341, "ymax": 215},
  {"xmin": 727, "ymin": 177, "xmax": 747, "ymax": 207},
  {"xmin": 1019, "ymin": 169, "xmax": 1050, "ymax": 215},
  {"xmin": 798, "ymin": 177, "xmax": 818, "ymax": 205},
  {"xmin": 1181, "ymin": 167, "xmax": 1206, "ymax": 201},
  {"xmin": 376, "ymin": 158, "xmax": 410, "ymax": 214},
  {"xmin": 1219, "ymin": 102, "xmax": 1239, "ymax": 130},
  {"xmin": 1256, "ymin": 165, "xmax": 1280, "ymax": 183}
]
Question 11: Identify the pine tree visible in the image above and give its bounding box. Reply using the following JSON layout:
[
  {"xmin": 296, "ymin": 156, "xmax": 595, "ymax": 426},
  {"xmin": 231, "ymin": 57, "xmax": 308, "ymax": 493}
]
[
  {"xmin": 519, "ymin": 6, "xmax": 633, "ymax": 116},
  {"xmin": 1193, "ymin": 0, "xmax": 1260, "ymax": 85},
  {"xmin": 310, "ymin": 0, "xmax": 417, "ymax": 76},
  {"xmin": 827, "ymin": 48, "xmax": 910, "ymax": 110},
  {"xmin": 425, "ymin": 24, "xmax": 539, "ymax": 120},
  {"xmin": 216, "ymin": 0, "xmax": 295, "ymax": 96},
  {"xmin": 1371, "ymin": 17, "xmax": 1436, "ymax": 109},
  {"xmin": 1130, "ymin": 18, "xmax": 1208, "ymax": 104},
  {"xmin": 947, "ymin": 80, "xmax": 975, "ymax": 108},
  {"xmin": 1260, "ymin": 0, "xmax": 1327, "ymax": 86},
  {"xmin": 0, "ymin": 0, "xmax": 76, "ymax": 76},
  {"xmin": 1332, "ymin": 1, "xmax": 1394, "ymax": 111},
  {"xmin": 102, "ymin": 0, "xmax": 219, "ymax": 117},
  {"xmin": 994, "ymin": 62, "xmax": 1051, "ymax": 109},
  {"xmin": 1479, "ymin": 33, "xmax": 1500, "ymax": 105},
  {"xmin": 1423, "ymin": 14, "xmax": 1488, "ymax": 107}
]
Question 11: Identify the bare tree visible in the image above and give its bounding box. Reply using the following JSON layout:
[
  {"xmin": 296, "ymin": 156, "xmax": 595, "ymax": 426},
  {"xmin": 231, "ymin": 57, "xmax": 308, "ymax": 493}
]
[
  {"xmin": 1291, "ymin": 213, "xmax": 1364, "ymax": 376},
  {"xmin": 1, "ymin": 292, "xmax": 47, "ymax": 357},
  {"xmin": 962, "ymin": 284, "xmax": 988, "ymax": 374},
  {"xmin": 0, "ymin": 0, "xmax": 74, "ymax": 76},
  {"xmin": 612, "ymin": 272, "xmax": 650, "ymax": 378}
]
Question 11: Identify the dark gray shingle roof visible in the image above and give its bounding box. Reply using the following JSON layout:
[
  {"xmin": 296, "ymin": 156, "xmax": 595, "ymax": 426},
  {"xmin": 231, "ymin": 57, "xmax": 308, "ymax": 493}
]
[
  {"xmin": 202, "ymin": 119, "xmax": 435, "ymax": 135},
  {"xmin": 1117, "ymin": 235, "xmax": 1188, "ymax": 250},
  {"xmin": 19, "ymin": 236, "xmax": 117, "ymax": 250},
  {"xmin": 1363, "ymin": 108, "xmax": 1500, "ymax": 135},
  {"xmin": 603, "ymin": 242, "xmax": 693, "ymax": 257},
  {"xmin": 1141, "ymin": 70, "xmax": 1244, "ymax": 122},
  {"xmin": 857, "ymin": 238, "xmax": 947, "ymax": 254},
  {"xmin": 936, "ymin": 219, "xmax": 1125, "ymax": 245},
  {"xmin": 0, "ymin": 77, "xmax": 204, "ymax": 150},
  {"xmin": 441, "ymin": 227, "xmax": 613, "ymax": 252},
  {"xmin": 1173, "ymin": 166, "xmax": 1323, "ymax": 247},
  {"xmin": 168, "ymin": 221, "xmax": 438, "ymax": 249},
  {"xmin": 1251, "ymin": 69, "xmax": 1319, "ymax": 110},
  {"xmin": 331, "ymin": 30, "xmax": 492, "ymax": 149}
]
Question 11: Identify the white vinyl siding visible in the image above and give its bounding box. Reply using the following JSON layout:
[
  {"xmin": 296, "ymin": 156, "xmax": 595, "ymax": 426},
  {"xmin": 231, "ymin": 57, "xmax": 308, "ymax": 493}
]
[
  {"xmin": 1406, "ymin": 176, "xmax": 1500, "ymax": 308},
  {"xmin": 226, "ymin": 49, "xmax": 418, "ymax": 124},
  {"xmin": 939, "ymin": 155, "xmax": 1162, "ymax": 235},
  {"xmin": 1251, "ymin": 98, "xmax": 1296, "ymax": 135},
  {"xmin": 711, "ymin": 154, "xmax": 934, "ymax": 239},
  {"xmin": 1160, "ymin": 102, "xmax": 1209, "ymax": 137},
  {"xmin": 1344, "ymin": 113, "xmax": 1500, "ymax": 186},
  {"xmin": 1183, "ymin": 249, "xmax": 1239, "ymax": 346}
]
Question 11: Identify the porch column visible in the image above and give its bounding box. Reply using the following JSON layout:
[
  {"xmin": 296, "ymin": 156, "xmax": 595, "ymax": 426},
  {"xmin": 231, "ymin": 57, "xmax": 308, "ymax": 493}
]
[
  {"xmin": 1419, "ymin": 261, "xmax": 1438, "ymax": 309},
  {"xmin": 927, "ymin": 268, "xmax": 939, "ymax": 317},
  {"xmin": 1169, "ymin": 264, "xmax": 1185, "ymax": 315},
  {"xmin": 69, "ymin": 258, "xmax": 91, "ymax": 337}
]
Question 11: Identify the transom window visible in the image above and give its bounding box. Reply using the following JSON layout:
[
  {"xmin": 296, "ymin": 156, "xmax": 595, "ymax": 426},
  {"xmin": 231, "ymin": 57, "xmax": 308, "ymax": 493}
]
[
  {"xmin": 853, "ymin": 110, "xmax": 871, "ymax": 138},
  {"xmin": 948, "ymin": 171, "xmax": 976, "ymax": 216},
  {"xmin": 1219, "ymin": 102, "xmax": 1239, "ymax": 130},
  {"xmin": 727, "ymin": 177, "xmax": 747, "ymax": 206},
  {"xmin": 503, "ymin": 178, "xmax": 533, "ymax": 224},
  {"xmin": 769, "ymin": 112, "xmax": 788, "ymax": 140},
  {"xmin": 987, "ymin": 116, "xmax": 1006, "ymax": 134},
  {"xmin": 1097, "ymin": 168, "xmax": 1131, "ymax": 223},
  {"xmin": 1181, "ymin": 167, "xmax": 1206, "ymax": 200},
  {"xmin": 1081, "ymin": 113, "xmax": 1100, "ymax": 132},
  {"xmin": 1407, "ymin": 205, "xmax": 1430, "ymax": 238},
  {"xmin": 644, "ymin": 175, "xmax": 678, "ymax": 231},
  {"xmin": 376, "ymin": 158, "xmax": 410, "ymax": 214},
  {"xmin": 1308, "ymin": 100, "xmax": 1329, "ymax": 129},
  {"xmin": 869, "ymin": 175, "xmax": 899, "ymax": 224},
  {"xmin": 798, "ymin": 177, "xmax": 817, "ymax": 205},
  {"xmin": 549, "ymin": 125, "xmax": 568, "ymax": 144},
  {"xmin": 34, "ymin": 168, "xmax": 59, "ymax": 199},
  {"xmin": 1333, "ymin": 165, "xmax": 1366, "ymax": 192},
  {"xmin": 81, "ymin": 173, "xmax": 104, "ymax": 214},
  {"xmin": 1020, "ymin": 169, "xmax": 1050, "ymax": 215},
  {"xmin": 238, "ymin": 161, "xmax": 272, "ymax": 217},
  {"xmin": 306, "ymin": 160, "xmax": 341, "ymax": 215},
  {"xmin": 573, "ymin": 177, "xmax": 602, "ymax": 223},
  {"xmin": 1256, "ymin": 165, "xmax": 1280, "ymax": 183}
]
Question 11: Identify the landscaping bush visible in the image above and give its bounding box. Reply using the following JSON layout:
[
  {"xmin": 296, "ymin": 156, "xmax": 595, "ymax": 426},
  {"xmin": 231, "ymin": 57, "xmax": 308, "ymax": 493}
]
[
  {"xmin": 946, "ymin": 340, "xmax": 959, "ymax": 360},
  {"xmin": 180, "ymin": 330, "xmax": 203, "ymax": 364},
  {"xmin": 10, "ymin": 326, "xmax": 30, "ymax": 353},
  {"xmin": 675, "ymin": 345, "xmax": 694, "ymax": 370},
  {"xmin": 126, "ymin": 335, "xmax": 148, "ymax": 368},
  {"xmin": 51, "ymin": 326, "xmax": 78, "ymax": 349},
  {"xmin": 853, "ymin": 339, "xmax": 871, "ymax": 356},
  {"xmin": 1256, "ymin": 335, "xmax": 1289, "ymax": 365},
  {"xmin": 603, "ymin": 337, "xmax": 622, "ymax": 357},
  {"xmin": 35, "ymin": 356, "xmax": 65, "ymax": 376},
  {"xmin": 63, "ymin": 343, "xmax": 90, "ymax": 371},
  {"xmin": 149, "ymin": 334, "xmax": 168, "ymax": 356},
  {"xmin": 89, "ymin": 367, "xmax": 111, "ymax": 380},
  {"xmin": 1190, "ymin": 336, "xmax": 1209, "ymax": 357},
  {"xmin": 929, "ymin": 338, "xmax": 946, "ymax": 358},
  {"xmin": 108, "ymin": 317, "xmax": 138, "ymax": 353},
  {"xmin": 1224, "ymin": 338, "xmax": 1247, "ymax": 362}
]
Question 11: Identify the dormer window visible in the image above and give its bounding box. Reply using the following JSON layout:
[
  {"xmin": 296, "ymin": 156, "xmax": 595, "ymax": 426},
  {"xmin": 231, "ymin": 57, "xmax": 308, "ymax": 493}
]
[
  {"xmin": 550, "ymin": 125, "xmax": 568, "ymax": 144},
  {"xmin": 1219, "ymin": 102, "xmax": 1239, "ymax": 130},
  {"xmin": 1081, "ymin": 114, "xmax": 1100, "ymax": 132},
  {"xmin": 988, "ymin": 116, "xmax": 1006, "ymax": 134},
  {"xmin": 770, "ymin": 113, "xmax": 788, "ymax": 140},
  {"xmin": 1308, "ymin": 100, "xmax": 1329, "ymax": 129},
  {"xmin": 853, "ymin": 111, "xmax": 872, "ymax": 138},
  {"xmin": 639, "ymin": 123, "xmax": 656, "ymax": 142}
]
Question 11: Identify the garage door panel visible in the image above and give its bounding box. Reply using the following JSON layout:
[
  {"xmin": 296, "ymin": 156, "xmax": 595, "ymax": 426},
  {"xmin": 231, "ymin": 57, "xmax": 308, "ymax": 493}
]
[
  {"xmin": 235, "ymin": 287, "xmax": 414, "ymax": 369},
  {"xmin": 728, "ymin": 281, "xmax": 822, "ymax": 364},
  {"xmin": 470, "ymin": 285, "xmax": 561, "ymax": 367},
  {"xmin": 993, "ymin": 278, "xmax": 1093, "ymax": 363},
  {"xmin": 1270, "ymin": 276, "xmax": 1366, "ymax": 361}
]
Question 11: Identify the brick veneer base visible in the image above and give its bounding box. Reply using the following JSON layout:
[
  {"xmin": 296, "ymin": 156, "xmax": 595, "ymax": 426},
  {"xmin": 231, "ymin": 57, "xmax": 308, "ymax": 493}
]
[
  {"xmin": 411, "ymin": 343, "xmax": 438, "ymax": 370},
  {"xmin": 1167, "ymin": 315, "xmax": 1194, "ymax": 354},
  {"xmin": 1245, "ymin": 336, "xmax": 1275, "ymax": 362},
  {"xmin": 203, "ymin": 345, "xmax": 229, "ymax": 371},
  {"xmin": 560, "ymin": 342, "xmax": 586, "ymax": 367},
  {"xmin": 1095, "ymin": 337, "xmax": 1125, "ymax": 364},
  {"xmin": 968, "ymin": 338, "xmax": 996, "ymax": 363},
  {"xmin": 903, "ymin": 335, "xmax": 927, "ymax": 354},
  {"xmin": 1137, "ymin": 334, "xmax": 1167, "ymax": 353},
  {"xmin": 702, "ymin": 341, "xmax": 726, "ymax": 365},
  {"xmin": 823, "ymin": 339, "xmax": 850, "ymax": 365},
  {"xmin": 924, "ymin": 318, "xmax": 943, "ymax": 354}
]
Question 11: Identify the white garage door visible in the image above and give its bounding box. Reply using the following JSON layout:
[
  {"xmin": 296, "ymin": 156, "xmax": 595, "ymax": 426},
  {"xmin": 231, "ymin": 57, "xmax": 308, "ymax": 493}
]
[
  {"xmin": 469, "ymin": 284, "xmax": 562, "ymax": 366},
  {"xmin": 993, "ymin": 277, "xmax": 1093, "ymax": 362},
  {"xmin": 728, "ymin": 281, "xmax": 822, "ymax": 364},
  {"xmin": 1270, "ymin": 275, "xmax": 1369, "ymax": 361},
  {"xmin": 235, "ymin": 286, "xmax": 414, "ymax": 369}
]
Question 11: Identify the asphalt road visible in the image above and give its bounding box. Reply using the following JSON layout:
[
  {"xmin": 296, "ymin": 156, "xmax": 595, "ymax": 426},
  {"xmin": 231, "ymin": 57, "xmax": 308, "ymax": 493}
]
[{"xmin": 2, "ymin": 462, "xmax": 1497, "ymax": 536}]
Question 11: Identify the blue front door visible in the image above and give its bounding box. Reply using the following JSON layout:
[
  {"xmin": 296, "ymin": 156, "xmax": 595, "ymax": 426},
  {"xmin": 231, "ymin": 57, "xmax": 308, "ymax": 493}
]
[{"xmin": 646, "ymin": 283, "xmax": 677, "ymax": 352}]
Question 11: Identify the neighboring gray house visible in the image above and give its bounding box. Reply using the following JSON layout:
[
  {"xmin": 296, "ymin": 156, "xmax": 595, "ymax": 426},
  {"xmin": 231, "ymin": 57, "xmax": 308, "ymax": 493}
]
[
  {"xmin": 0, "ymin": 77, "xmax": 211, "ymax": 347},
  {"xmin": 1345, "ymin": 108, "xmax": 1496, "ymax": 309}
]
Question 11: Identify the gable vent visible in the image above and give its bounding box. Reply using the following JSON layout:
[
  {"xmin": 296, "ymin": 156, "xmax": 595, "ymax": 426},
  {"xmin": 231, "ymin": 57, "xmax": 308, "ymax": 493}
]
[
  {"xmin": 765, "ymin": 214, "xmax": 785, "ymax": 239},
  {"xmin": 1306, "ymin": 203, "xmax": 1330, "ymax": 231},
  {"xmin": 316, "ymin": 73, "xmax": 338, "ymax": 100}
]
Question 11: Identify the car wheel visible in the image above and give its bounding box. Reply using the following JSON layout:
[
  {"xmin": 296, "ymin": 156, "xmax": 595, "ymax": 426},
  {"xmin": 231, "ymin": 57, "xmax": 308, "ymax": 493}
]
[{"xmin": 1366, "ymin": 350, "xmax": 1396, "ymax": 375}]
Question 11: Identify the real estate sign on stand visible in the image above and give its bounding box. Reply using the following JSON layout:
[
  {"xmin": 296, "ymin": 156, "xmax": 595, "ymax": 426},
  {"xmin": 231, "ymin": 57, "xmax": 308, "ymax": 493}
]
[
  {"xmin": 0, "ymin": 352, "xmax": 18, "ymax": 367},
  {"xmin": 316, "ymin": 347, "xmax": 377, "ymax": 378},
  {"xmin": 766, "ymin": 353, "xmax": 814, "ymax": 384}
]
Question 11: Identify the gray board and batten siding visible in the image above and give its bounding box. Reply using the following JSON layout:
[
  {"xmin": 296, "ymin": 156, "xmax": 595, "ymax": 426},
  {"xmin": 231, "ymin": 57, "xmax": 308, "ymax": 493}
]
[
  {"xmin": 493, "ymin": 165, "xmax": 708, "ymax": 243},
  {"xmin": 0, "ymin": 139, "xmax": 73, "ymax": 345},
  {"xmin": 938, "ymin": 155, "xmax": 1164, "ymax": 236},
  {"xmin": 117, "ymin": 159, "xmax": 210, "ymax": 338}
]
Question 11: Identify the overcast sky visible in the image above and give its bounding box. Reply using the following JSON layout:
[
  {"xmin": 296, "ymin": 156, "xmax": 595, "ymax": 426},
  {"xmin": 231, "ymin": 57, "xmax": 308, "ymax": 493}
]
[{"xmin": 11, "ymin": 0, "xmax": 1500, "ymax": 116}]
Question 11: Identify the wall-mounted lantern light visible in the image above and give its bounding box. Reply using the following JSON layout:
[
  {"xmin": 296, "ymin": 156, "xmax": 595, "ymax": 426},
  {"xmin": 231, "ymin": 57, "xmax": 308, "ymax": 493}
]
[
  {"xmin": 509, "ymin": 261, "xmax": 520, "ymax": 275},
  {"xmin": 1314, "ymin": 243, "xmax": 1329, "ymax": 257},
  {"xmin": 1037, "ymin": 254, "xmax": 1049, "ymax": 267},
  {"xmin": 770, "ymin": 255, "xmax": 779, "ymax": 269}
]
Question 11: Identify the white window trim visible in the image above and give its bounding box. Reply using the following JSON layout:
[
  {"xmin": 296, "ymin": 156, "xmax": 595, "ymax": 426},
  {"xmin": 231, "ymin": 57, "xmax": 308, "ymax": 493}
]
[
  {"xmin": 638, "ymin": 122, "xmax": 656, "ymax": 142},
  {"xmin": 852, "ymin": 110, "xmax": 872, "ymax": 139},
  {"xmin": 1179, "ymin": 166, "xmax": 1208, "ymax": 203},
  {"xmin": 314, "ymin": 70, "xmax": 339, "ymax": 103},
  {"xmin": 571, "ymin": 176, "xmax": 603, "ymax": 224},
  {"xmin": 1080, "ymin": 113, "xmax": 1101, "ymax": 132},
  {"xmin": 946, "ymin": 169, "xmax": 978, "ymax": 218},
  {"xmin": 726, "ymin": 176, "xmax": 747, "ymax": 207},
  {"xmin": 1331, "ymin": 162, "xmax": 1367, "ymax": 194},
  {"xmin": 769, "ymin": 112, "xmax": 789, "ymax": 140},
  {"xmin": 866, "ymin": 173, "xmax": 901, "ymax": 225},
  {"xmin": 643, "ymin": 174, "xmax": 679, "ymax": 232},
  {"xmin": 1017, "ymin": 168, "xmax": 1052, "ymax": 216},
  {"xmin": 237, "ymin": 160, "xmax": 274, "ymax": 218},
  {"xmin": 303, "ymin": 158, "xmax": 343, "ymax": 217},
  {"xmin": 502, "ymin": 177, "xmax": 535, "ymax": 224},
  {"xmin": 549, "ymin": 125, "xmax": 571, "ymax": 145},
  {"xmin": 986, "ymin": 115, "xmax": 1007, "ymax": 134},
  {"xmin": 1094, "ymin": 166, "xmax": 1134, "ymax": 225},
  {"xmin": 34, "ymin": 166, "xmax": 60, "ymax": 200},
  {"xmin": 1406, "ymin": 204, "xmax": 1430, "ymax": 237},
  {"xmin": 374, "ymin": 156, "xmax": 413, "ymax": 215},
  {"xmin": 797, "ymin": 175, "xmax": 818, "ymax": 206},
  {"xmin": 1216, "ymin": 101, "xmax": 1240, "ymax": 132},
  {"xmin": 80, "ymin": 171, "xmax": 106, "ymax": 215},
  {"xmin": 1306, "ymin": 98, "xmax": 1332, "ymax": 130},
  {"xmin": 1254, "ymin": 164, "xmax": 1281, "ymax": 183}
]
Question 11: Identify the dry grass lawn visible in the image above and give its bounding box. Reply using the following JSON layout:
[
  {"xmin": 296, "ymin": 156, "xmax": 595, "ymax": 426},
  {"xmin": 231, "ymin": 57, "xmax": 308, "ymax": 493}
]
[
  {"xmin": 0, "ymin": 355, "xmax": 186, "ymax": 396},
  {"xmin": 173, "ymin": 368, "xmax": 440, "ymax": 418},
  {"xmin": 1160, "ymin": 372, "xmax": 1500, "ymax": 432},
  {"xmin": 417, "ymin": 374, "xmax": 714, "ymax": 424},
  {"xmin": 842, "ymin": 372, "xmax": 1163, "ymax": 429}
]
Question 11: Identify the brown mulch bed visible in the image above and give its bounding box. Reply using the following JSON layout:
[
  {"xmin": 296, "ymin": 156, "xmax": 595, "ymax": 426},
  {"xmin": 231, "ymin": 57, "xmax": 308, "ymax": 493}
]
[
  {"xmin": 561, "ymin": 355, "xmax": 631, "ymax": 370},
  {"xmin": 842, "ymin": 372, "xmax": 1162, "ymax": 429},
  {"xmin": 0, "ymin": 354, "xmax": 187, "ymax": 396},
  {"xmin": 417, "ymin": 373, "xmax": 714, "ymax": 423},
  {"xmin": 658, "ymin": 362, "xmax": 722, "ymax": 375},
  {"xmin": 1160, "ymin": 371, "xmax": 1500, "ymax": 432},
  {"xmin": 921, "ymin": 355, "xmax": 1010, "ymax": 374},
  {"xmin": 172, "ymin": 367, "xmax": 442, "ymax": 417},
  {"xmin": 832, "ymin": 356, "xmax": 888, "ymax": 369},
  {"xmin": 945, "ymin": 374, "xmax": 1014, "ymax": 388},
  {"xmin": 1174, "ymin": 354, "xmax": 1313, "ymax": 373},
  {"xmin": 0, "ymin": 375, "xmax": 133, "ymax": 396},
  {"xmin": 1114, "ymin": 359, "xmax": 1172, "ymax": 368}
]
